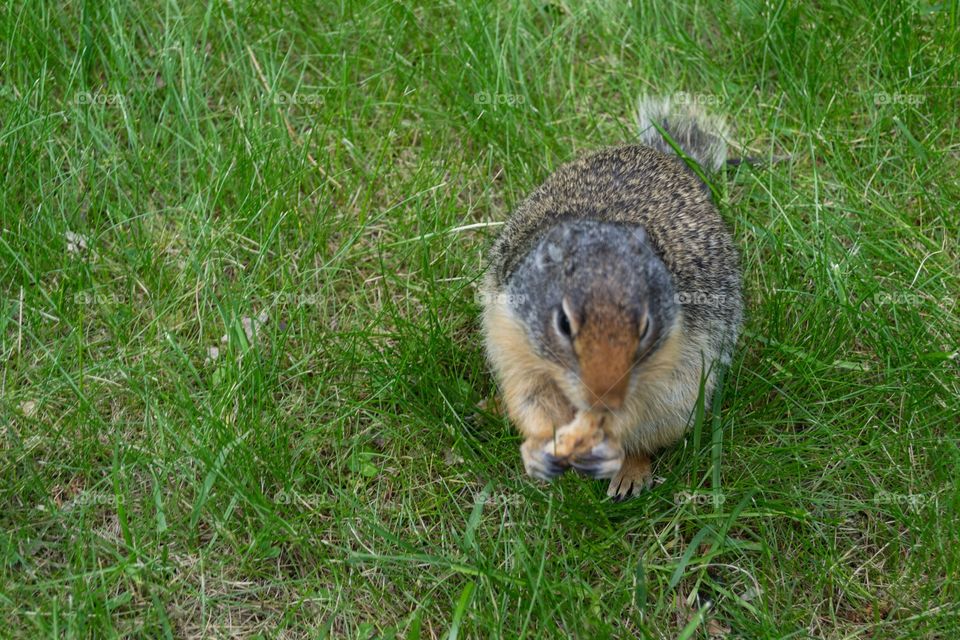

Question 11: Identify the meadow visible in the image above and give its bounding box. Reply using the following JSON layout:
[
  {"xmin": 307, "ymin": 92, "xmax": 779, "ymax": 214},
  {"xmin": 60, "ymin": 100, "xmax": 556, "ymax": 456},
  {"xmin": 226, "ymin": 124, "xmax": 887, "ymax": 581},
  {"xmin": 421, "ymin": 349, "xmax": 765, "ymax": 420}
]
[{"xmin": 2, "ymin": 1, "xmax": 958, "ymax": 637}]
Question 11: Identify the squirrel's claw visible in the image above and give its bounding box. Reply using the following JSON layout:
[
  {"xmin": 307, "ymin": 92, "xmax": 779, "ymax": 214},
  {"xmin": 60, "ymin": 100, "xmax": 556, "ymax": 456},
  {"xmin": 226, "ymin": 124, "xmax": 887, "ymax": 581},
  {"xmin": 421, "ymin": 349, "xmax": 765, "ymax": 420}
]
[
  {"xmin": 606, "ymin": 452, "xmax": 654, "ymax": 501},
  {"xmin": 521, "ymin": 439, "xmax": 570, "ymax": 481}
]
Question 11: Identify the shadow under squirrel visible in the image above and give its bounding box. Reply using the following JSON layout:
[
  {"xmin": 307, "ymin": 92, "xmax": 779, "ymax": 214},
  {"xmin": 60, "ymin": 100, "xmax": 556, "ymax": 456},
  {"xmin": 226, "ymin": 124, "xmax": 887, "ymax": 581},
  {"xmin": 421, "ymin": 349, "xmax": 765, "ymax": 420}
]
[{"xmin": 481, "ymin": 96, "xmax": 743, "ymax": 500}]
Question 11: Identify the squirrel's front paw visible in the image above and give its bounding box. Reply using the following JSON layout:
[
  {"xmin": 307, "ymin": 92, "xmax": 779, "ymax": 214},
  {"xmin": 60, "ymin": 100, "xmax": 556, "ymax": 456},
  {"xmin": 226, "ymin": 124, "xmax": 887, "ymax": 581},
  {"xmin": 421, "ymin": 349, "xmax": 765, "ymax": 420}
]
[
  {"xmin": 521, "ymin": 438, "xmax": 570, "ymax": 481},
  {"xmin": 551, "ymin": 410, "xmax": 606, "ymax": 458},
  {"xmin": 570, "ymin": 436, "xmax": 625, "ymax": 479}
]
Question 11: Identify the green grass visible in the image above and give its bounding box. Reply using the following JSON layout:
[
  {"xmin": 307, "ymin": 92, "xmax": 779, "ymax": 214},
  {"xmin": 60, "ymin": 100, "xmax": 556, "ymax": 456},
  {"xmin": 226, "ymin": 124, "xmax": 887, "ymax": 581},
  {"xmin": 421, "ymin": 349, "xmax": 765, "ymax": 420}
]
[{"xmin": 2, "ymin": 0, "xmax": 959, "ymax": 637}]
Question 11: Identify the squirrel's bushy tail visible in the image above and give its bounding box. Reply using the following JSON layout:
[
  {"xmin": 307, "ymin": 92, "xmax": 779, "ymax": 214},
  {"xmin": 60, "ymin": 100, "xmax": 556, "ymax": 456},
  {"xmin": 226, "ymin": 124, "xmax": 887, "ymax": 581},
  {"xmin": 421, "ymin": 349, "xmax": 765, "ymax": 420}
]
[{"xmin": 636, "ymin": 95, "xmax": 730, "ymax": 172}]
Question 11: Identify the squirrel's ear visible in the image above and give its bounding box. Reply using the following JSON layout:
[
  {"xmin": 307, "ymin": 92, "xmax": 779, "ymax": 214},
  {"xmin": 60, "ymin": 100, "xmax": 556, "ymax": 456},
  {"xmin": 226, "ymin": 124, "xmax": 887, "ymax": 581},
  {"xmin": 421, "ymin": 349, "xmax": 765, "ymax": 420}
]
[
  {"xmin": 535, "ymin": 239, "xmax": 564, "ymax": 270},
  {"xmin": 536, "ymin": 223, "xmax": 574, "ymax": 269}
]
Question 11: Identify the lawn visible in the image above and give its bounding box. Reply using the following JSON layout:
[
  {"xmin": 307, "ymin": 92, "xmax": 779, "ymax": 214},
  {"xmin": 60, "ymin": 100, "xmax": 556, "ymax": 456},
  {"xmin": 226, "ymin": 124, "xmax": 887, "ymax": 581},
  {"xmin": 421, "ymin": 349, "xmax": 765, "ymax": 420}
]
[{"xmin": 2, "ymin": 1, "xmax": 958, "ymax": 638}]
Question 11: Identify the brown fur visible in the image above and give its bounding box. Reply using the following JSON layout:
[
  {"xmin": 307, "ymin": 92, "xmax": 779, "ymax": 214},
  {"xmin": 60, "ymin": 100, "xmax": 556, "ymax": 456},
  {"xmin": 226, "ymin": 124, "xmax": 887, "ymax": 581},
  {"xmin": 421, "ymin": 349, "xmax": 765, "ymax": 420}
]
[{"xmin": 573, "ymin": 302, "xmax": 638, "ymax": 410}]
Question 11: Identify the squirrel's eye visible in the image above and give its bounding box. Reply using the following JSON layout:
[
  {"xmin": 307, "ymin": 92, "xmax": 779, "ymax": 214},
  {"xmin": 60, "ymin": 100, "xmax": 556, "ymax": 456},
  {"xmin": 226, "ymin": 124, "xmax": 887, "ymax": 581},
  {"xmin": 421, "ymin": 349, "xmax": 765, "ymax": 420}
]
[
  {"xmin": 555, "ymin": 305, "xmax": 573, "ymax": 339},
  {"xmin": 639, "ymin": 315, "xmax": 650, "ymax": 341}
]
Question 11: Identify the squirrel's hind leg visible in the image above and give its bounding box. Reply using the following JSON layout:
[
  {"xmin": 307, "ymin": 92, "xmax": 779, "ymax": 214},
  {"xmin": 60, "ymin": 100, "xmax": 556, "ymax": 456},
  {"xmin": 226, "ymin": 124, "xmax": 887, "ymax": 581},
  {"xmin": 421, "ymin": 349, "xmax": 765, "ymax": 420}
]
[{"xmin": 606, "ymin": 451, "xmax": 654, "ymax": 501}]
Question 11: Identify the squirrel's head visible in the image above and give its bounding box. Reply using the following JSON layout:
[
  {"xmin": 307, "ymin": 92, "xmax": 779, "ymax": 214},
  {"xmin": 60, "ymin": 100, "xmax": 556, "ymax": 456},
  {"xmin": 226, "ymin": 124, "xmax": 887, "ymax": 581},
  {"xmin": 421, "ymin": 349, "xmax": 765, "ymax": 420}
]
[{"xmin": 506, "ymin": 220, "xmax": 678, "ymax": 412}]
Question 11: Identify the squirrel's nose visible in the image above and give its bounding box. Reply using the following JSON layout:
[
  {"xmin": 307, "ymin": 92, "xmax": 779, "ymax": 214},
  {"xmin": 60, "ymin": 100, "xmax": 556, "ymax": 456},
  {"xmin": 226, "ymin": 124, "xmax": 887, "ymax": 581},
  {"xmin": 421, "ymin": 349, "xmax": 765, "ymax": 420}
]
[
  {"xmin": 573, "ymin": 302, "xmax": 637, "ymax": 413},
  {"xmin": 579, "ymin": 357, "xmax": 631, "ymax": 412}
]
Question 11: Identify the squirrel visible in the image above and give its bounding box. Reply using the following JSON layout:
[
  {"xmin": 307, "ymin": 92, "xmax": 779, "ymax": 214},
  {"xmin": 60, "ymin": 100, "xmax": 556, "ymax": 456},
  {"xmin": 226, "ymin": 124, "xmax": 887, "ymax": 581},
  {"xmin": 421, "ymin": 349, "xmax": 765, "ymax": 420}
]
[{"xmin": 480, "ymin": 96, "xmax": 743, "ymax": 500}]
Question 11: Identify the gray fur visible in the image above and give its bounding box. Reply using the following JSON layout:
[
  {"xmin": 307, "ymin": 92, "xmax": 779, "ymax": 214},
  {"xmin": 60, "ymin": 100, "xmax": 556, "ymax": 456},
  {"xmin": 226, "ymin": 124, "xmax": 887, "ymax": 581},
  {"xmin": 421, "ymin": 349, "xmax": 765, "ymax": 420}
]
[
  {"xmin": 488, "ymin": 143, "xmax": 743, "ymax": 365},
  {"xmin": 506, "ymin": 220, "xmax": 679, "ymax": 368}
]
